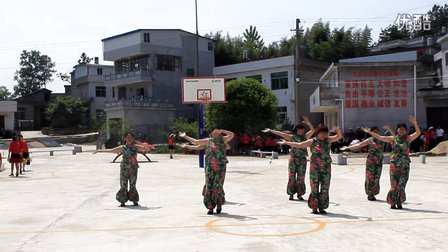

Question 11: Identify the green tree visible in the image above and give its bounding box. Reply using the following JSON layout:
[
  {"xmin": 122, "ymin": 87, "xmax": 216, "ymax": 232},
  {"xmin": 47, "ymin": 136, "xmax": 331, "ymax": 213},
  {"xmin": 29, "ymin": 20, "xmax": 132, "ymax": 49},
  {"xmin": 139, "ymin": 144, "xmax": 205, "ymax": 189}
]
[
  {"xmin": 243, "ymin": 25, "xmax": 265, "ymax": 60},
  {"xmin": 171, "ymin": 118, "xmax": 198, "ymax": 140},
  {"xmin": 45, "ymin": 96, "xmax": 88, "ymax": 128},
  {"xmin": 378, "ymin": 24, "xmax": 412, "ymax": 43},
  {"xmin": 57, "ymin": 72, "xmax": 71, "ymax": 83},
  {"xmin": 0, "ymin": 86, "xmax": 12, "ymax": 100},
  {"xmin": 78, "ymin": 52, "xmax": 92, "ymax": 64},
  {"xmin": 13, "ymin": 50, "xmax": 56, "ymax": 97},
  {"xmin": 428, "ymin": 4, "xmax": 448, "ymax": 36},
  {"xmin": 205, "ymin": 78, "xmax": 278, "ymax": 134}
]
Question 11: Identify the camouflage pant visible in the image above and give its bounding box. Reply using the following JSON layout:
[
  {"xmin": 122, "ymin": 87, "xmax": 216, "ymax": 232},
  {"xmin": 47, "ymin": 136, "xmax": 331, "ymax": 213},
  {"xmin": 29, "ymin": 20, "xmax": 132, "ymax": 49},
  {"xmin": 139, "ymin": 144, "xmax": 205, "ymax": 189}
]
[
  {"xmin": 116, "ymin": 165, "xmax": 139, "ymax": 204},
  {"xmin": 203, "ymin": 164, "xmax": 226, "ymax": 210},
  {"xmin": 308, "ymin": 162, "xmax": 331, "ymax": 210},
  {"xmin": 365, "ymin": 160, "xmax": 383, "ymax": 196},
  {"xmin": 387, "ymin": 159, "xmax": 410, "ymax": 205},
  {"xmin": 287, "ymin": 156, "xmax": 307, "ymax": 197}
]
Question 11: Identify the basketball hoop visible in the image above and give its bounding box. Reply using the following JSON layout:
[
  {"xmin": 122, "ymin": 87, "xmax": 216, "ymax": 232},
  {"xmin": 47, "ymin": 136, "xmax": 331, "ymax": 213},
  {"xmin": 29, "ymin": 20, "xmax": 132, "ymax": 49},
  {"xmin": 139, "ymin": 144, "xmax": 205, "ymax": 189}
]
[{"xmin": 182, "ymin": 77, "xmax": 226, "ymax": 104}]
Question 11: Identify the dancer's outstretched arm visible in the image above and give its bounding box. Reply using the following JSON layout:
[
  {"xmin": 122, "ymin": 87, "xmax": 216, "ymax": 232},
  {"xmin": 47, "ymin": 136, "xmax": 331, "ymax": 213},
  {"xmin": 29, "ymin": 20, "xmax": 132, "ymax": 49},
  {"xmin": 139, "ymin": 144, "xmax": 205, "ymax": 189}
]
[
  {"xmin": 278, "ymin": 139, "xmax": 313, "ymax": 149},
  {"xmin": 262, "ymin": 128, "xmax": 292, "ymax": 141},
  {"xmin": 93, "ymin": 146, "xmax": 123, "ymax": 154},
  {"xmin": 328, "ymin": 126, "xmax": 343, "ymax": 143},
  {"xmin": 408, "ymin": 115, "xmax": 421, "ymax": 142},
  {"xmin": 363, "ymin": 127, "xmax": 394, "ymax": 143},
  {"xmin": 340, "ymin": 138, "xmax": 369, "ymax": 151},
  {"xmin": 303, "ymin": 116, "xmax": 316, "ymax": 139},
  {"xmin": 178, "ymin": 132, "xmax": 208, "ymax": 145}
]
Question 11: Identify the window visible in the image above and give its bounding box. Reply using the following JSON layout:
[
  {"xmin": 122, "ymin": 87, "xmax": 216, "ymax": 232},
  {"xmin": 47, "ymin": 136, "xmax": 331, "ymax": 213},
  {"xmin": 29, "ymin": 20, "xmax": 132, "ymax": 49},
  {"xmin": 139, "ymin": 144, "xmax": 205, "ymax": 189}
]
[
  {"xmin": 247, "ymin": 75, "xmax": 262, "ymax": 83},
  {"xmin": 271, "ymin": 71, "xmax": 288, "ymax": 90},
  {"xmin": 130, "ymin": 55, "xmax": 150, "ymax": 71},
  {"xmin": 155, "ymin": 55, "xmax": 182, "ymax": 72},
  {"xmin": 143, "ymin": 33, "xmax": 150, "ymax": 43},
  {"xmin": 16, "ymin": 107, "xmax": 26, "ymax": 120},
  {"xmin": 112, "ymin": 87, "xmax": 115, "ymax": 98},
  {"xmin": 114, "ymin": 59, "xmax": 129, "ymax": 73},
  {"xmin": 95, "ymin": 86, "xmax": 106, "ymax": 97},
  {"xmin": 137, "ymin": 88, "xmax": 145, "ymax": 97},
  {"xmin": 207, "ymin": 42, "xmax": 213, "ymax": 51},
  {"xmin": 226, "ymin": 78, "xmax": 237, "ymax": 82},
  {"xmin": 446, "ymin": 52, "xmax": 448, "ymax": 66},
  {"xmin": 278, "ymin": 107, "xmax": 287, "ymax": 122},
  {"xmin": 187, "ymin": 68, "xmax": 195, "ymax": 77},
  {"xmin": 97, "ymin": 68, "xmax": 103, "ymax": 75}
]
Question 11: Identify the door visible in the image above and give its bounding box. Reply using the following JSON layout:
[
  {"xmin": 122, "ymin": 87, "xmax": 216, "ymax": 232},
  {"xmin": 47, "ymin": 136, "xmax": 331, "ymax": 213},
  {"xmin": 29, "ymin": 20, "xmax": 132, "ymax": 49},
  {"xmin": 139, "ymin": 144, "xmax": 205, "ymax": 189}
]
[{"xmin": 118, "ymin": 87, "xmax": 127, "ymax": 100}]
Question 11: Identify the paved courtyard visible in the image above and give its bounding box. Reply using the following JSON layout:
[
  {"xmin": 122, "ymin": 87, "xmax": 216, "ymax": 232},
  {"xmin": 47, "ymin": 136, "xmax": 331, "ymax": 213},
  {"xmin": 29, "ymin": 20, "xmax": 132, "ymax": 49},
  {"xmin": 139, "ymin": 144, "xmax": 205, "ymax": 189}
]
[{"xmin": 0, "ymin": 147, "xmax": 447, "ymax": 252}]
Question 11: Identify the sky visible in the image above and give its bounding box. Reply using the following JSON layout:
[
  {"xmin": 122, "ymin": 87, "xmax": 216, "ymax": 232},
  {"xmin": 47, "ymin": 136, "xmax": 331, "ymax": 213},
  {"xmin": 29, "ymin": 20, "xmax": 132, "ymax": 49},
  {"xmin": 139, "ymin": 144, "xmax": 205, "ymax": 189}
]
[{"xmin": 0, "ymin": 0, "xmax": 443, "ymax": 94}]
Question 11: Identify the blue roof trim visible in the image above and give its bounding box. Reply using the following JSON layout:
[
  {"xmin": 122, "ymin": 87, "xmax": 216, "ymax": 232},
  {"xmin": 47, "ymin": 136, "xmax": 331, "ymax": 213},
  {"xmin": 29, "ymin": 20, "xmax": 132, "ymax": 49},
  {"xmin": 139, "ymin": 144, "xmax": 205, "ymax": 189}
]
[{"xmin": 101, "ymin": 29, "xmax": 213, "ymax": 42}]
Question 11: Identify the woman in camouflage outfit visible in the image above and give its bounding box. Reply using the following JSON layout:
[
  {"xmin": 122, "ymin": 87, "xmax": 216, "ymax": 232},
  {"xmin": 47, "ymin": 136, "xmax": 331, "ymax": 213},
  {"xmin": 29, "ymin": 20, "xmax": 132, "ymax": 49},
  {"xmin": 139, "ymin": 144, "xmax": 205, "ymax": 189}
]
[
  {"xmin": 279, "ymin": 125, "xmax": 342, "ymax": 214},
  {"xmin": 94, "ymin": 132, "xmax": 150, "ymax": 207},
  {"xmin": 180, "ymin": 126, "xmax": 234, "ymax": 215},
  {"xmin": 263, "ymin": 116, "xmax": 315, "ymax": 201},
  {"xmin": 363, "ymin": 115, "xmax": 421, "ymax": 209},
  {"xmin": 341, "ymin": 126, "xmax": 394, "ymax": 201}
]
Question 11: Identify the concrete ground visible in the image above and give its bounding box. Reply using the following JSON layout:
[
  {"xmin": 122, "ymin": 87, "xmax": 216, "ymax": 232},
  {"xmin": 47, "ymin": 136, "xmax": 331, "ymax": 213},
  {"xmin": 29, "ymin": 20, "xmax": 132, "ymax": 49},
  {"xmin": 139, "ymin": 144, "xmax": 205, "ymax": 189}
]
[{"xmin": 0, "ymin": 147, "xmax": 447, "ymax": 252}]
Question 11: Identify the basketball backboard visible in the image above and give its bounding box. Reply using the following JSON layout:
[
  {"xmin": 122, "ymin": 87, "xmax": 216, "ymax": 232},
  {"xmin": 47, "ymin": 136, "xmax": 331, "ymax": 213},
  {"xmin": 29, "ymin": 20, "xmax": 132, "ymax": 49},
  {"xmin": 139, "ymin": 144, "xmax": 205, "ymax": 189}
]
[{"xmin": 181, "ymin": 77, "xmax": 226, "ymax": 104}]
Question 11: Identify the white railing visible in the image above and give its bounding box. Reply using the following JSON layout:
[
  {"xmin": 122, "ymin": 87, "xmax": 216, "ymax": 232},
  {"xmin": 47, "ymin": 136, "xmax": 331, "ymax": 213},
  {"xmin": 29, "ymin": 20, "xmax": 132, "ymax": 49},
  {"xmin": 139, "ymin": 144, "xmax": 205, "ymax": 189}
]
[{"xmin": 104, "ymin": 97, "xmax": 174, "ymax": 109}]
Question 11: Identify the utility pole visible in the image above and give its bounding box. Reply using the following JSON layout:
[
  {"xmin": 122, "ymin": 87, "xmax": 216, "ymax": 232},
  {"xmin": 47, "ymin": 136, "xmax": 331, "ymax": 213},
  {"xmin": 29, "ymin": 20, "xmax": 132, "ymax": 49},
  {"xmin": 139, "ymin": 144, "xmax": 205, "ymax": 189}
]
[
  {"xmin": 291, "ymin": 18, "xmax": 301, "ymax": 124},
  {"xmin": 195, "ymin": 0, "xmax": 205, "ymax": 168}
]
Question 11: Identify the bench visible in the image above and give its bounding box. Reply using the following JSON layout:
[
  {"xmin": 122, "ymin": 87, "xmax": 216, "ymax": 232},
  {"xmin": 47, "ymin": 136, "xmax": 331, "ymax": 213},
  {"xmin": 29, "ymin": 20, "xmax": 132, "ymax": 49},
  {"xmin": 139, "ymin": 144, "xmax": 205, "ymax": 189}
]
[
  {"xmin": 30, "ymin": 146, "xmax": 83, "ymax": 156},
  {"xmin": 250, "ymin": 150, "xmax": 279, "ymax": 159},
  {"xmin": 331, "ymin": 153, "xmax": 347, "ymax": 165},
  {"xmin": 112, "ymin": 151, "xmax": 152, "ymax": 163}
]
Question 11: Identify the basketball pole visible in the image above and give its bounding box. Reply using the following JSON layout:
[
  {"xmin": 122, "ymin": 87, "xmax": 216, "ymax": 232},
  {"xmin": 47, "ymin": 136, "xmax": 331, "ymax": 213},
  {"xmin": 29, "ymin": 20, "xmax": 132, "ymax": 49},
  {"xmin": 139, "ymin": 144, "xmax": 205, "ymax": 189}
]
[{"xmin": 195, "ymin": 0, "xmax": 205, "ymax": 168}]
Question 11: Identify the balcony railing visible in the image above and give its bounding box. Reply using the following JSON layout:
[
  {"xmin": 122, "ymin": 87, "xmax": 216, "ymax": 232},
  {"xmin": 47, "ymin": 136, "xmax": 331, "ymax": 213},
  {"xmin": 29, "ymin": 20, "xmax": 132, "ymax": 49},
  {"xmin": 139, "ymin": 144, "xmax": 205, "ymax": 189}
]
[
  {"xmin": 104, "ymin": 69, "xmax": 153, "ymax": 81},
  {"xmin": 104, "ymin": 97, "xmax": 175, "ymax": 109}
]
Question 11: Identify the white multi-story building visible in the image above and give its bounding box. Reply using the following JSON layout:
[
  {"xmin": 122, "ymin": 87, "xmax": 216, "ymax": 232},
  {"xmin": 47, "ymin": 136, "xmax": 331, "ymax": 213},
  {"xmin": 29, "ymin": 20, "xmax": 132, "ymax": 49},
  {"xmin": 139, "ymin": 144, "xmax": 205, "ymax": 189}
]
[
  {"xmin": 71, "ymin": 62, "xmax": 114, "ymax": 119},
  {"xmin": 213, "ymin": 56, "xmax": 296, "ymax": 124}
]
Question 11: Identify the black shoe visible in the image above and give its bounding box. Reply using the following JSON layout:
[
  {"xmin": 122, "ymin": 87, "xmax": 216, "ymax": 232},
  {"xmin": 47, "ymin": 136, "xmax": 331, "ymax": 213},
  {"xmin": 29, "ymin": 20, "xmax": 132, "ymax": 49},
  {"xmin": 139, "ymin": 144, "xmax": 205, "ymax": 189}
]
[
  {"xmin": 133, "ymin": 202, "xmax": 139, "ymax": 206},
  {"xmin": 318, "ymin": 208, "xmax": 327, "ymax": 214},
  {"xmin": 397, "ymin": 204, "xmax": 403, "ymax": 209},
  {"xmin": 15, "ymin": 173, "xmax": 19, "ymax": 177},
  {"xmin": 312, "ymin": 209, "xmax": 319, "ymax": 214},
  {"xmin": 9, "ymin": 174, "xmax": 13, "ymax": 177},
  {"xmin": 367, "ymin": 196, "xmax": 377, "ymax": 201},
  {"xmin": 289, "ymin": 195, "xmax": 294, "ymax": 201},
  {"xmin": 120, "ymin": 203, "xmax": 126, "ymax": 207},
  {"xmin": 391, "ymin": 204, "xmax": 397, "ymax": 209},
  {"xmin": 20, "ymin": 171, "xmax": 22, "ymax": 175},
  {"xmin": 216, "ymin": 205, "xmax": 222, "ymax": 214},
  {"xmin": 207, "ymin": 209, "xmax": 214, "ymax": 215},
  {"xmin": 298, "ymin": 196, "xmax": 305, "ymax": 201},
  {"xmin": 170, "ymin": 156, "xmax": 173, "ymax": 159}
]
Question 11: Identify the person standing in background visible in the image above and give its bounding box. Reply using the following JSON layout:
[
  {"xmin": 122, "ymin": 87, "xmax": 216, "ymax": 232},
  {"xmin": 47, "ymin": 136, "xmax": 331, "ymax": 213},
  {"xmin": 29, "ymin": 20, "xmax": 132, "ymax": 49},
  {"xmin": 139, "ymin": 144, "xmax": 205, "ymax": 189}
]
[
  {"xmin": 8, "ymin": 135, "xmax": 23, "ymax": 177},
  {"xmin": 18, "ymin": 134, "xmax": 29, "ymax": 173},
  {"xmin": 436, "ymin": 126, "xmax": 445, "ymax": 144},
  {"xmin": 168, "ymin": 134, "xmax": 175, "ymax": 159}
]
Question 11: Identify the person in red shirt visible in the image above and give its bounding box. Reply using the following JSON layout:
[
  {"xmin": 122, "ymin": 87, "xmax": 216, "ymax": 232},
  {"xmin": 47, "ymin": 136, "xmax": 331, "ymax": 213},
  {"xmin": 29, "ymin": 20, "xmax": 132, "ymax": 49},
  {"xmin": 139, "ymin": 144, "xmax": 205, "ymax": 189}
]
[
  {"xmin": 168, "ymin": 134, "xmax": 175, "ymax": 159},
  {"xmin": 18, "ymin": 134, "xmax": 29, "ymax": 173},
  {"xmin": 240, "ymin": 133, "xmax": 252, "ymax": 155},
  {"xmin": 8, "ymin": 135, "xmax": 23, "ymax": 177},
  {"xmin": 254, "ymin": 136, "xmax": 264, "ymax": 150}
]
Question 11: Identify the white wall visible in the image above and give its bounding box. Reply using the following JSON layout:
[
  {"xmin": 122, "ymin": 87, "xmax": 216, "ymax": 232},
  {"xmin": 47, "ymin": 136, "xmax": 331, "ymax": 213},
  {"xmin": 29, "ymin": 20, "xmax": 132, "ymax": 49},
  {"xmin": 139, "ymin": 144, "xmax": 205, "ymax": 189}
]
[
  {"xmin": 0, "ymin": 101, "xmax": 17, "ymax": 130},
  {"xmin": 214, "ymin": 62, "xmax": 296, "ymax": 123},
  {"xmin": 103, "ymin": 32, "xmax": 141, "ymax": 52}
]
